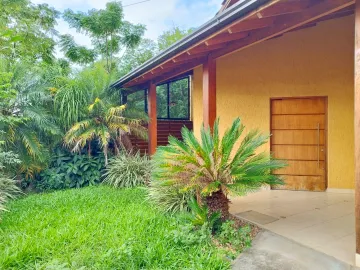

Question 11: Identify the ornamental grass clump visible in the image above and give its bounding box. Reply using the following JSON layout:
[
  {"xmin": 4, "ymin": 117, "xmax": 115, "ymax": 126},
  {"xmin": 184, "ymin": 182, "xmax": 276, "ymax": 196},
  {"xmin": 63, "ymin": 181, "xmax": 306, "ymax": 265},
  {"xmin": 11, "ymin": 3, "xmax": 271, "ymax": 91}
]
[
  {"xmin": 0, "ymin": 177, "xmax": 21, "ymax": 216},
  {"xmin": 103, "ymin": 151, "xmax": 151, "ymax": 188},
  {"xmin": 152, "ymin": 118, "xmax": 286, "ymax": 220}
]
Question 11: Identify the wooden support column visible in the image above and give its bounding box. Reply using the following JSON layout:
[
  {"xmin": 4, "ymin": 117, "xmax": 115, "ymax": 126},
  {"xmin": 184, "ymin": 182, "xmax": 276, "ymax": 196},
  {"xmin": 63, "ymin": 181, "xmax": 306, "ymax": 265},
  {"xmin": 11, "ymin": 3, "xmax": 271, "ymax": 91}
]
[
  {"xmin": 355, "ymin": 0, "xmax": 360, "ymax": 266},
  {"xmin": 148, "ymin": 81, "xmax": 157, "ymax": 155},
  {"xmin": 203, "ymin": 55, "xmax": 216, "ymax": 129}
]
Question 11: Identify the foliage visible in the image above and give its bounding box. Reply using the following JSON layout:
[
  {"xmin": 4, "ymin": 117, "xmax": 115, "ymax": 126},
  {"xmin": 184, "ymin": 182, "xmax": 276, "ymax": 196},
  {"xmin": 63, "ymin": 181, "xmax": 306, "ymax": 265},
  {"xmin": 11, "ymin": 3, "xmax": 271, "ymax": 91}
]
[
  {"xmin": 157, "ymin": 26, "xmax": 194, "ymax": 51},
  {"xmin": 35, "ymin": 150, "xmax": 105, "ymax": 191},
  {"xmin": 55, "ymin": 63, "xmax": 148, "ymax": 166},
  {"xmin": 148, "ymin": 180, "xmax": 194, "ymax": 214},
  {"xmin": 166, "ymin": 223, "xmax": 212, "ymax": 246},
  {"xmin": 0, "ymin": 137, "xmax": 21, "ymax": 217},
  {"xmin": 0, "ymin": 187, "xmax": 230, "ymax": 269},
  {"xmin": 118, "ymin": 38, "xmax": 157, "ymax": 77},
  {"xmin": 152, "ymin": 118, "xmax": 286, "ymax": 219},
  {"xmin": 0, "ymin": 61, "xmax": 63, "ymax": 177},
  {"xmin": 103, "ymin": 151, "xmax": 151, "ymax": 188},
  {"xmin": 185, "ymin": 197, "xmax": 221, "ymax": 231},
  {"xmin": 0, "ymin": 177, "xmax": 21, "ymax": 215},
  {"xmin": 217, "ymin": 221, "xmax": 252, "ymax": 256},
  {"xmin": 0, "ymin": 0, "xmax": 59, "ymax": 63},
  {"xmin": 61, "ymin": 1, "xmax": 145, "ymax": 72}
]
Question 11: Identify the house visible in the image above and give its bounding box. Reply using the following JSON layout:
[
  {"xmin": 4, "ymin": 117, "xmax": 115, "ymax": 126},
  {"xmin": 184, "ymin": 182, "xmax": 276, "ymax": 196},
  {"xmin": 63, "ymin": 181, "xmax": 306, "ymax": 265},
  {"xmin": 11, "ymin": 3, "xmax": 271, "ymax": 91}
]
[{"xmin": 112, "ymin": 0, "xmax": 359, "ymax": 266}]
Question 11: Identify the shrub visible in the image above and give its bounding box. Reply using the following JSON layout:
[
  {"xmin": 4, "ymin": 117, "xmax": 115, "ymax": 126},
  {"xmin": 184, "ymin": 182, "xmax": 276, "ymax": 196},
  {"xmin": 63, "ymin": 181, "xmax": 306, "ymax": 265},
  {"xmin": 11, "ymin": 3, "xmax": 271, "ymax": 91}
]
[
  {"xmin": 217, "ymin": 221, "xmax": 252, "ymax": 253},
  {"xmin": 103, "ymin": 151, "xmax": 151, "ymax": 188},
  {"xmin": 147, "ymin": 180, "xmax": 194, "ymax": 214},
  {"xmin": 36, "ymin": 150, "xmax": 105, "ymax": 191},
  {"xmin": 152, "ymin": 118, "xmax": 286, "ymax": 220},
  {"xmin": 185, "ymin": 197, "xmax": 221, "ymax": 232},
  {"xmin": 0, "ymin": 177, "xmax": 21, "ymax": 215}
]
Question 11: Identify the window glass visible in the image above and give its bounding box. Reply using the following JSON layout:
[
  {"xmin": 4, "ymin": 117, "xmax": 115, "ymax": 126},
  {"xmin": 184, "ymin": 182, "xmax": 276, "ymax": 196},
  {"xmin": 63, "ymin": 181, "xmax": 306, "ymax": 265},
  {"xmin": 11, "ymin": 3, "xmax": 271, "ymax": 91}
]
[
  {"xmin": 156, "ymin": 84, "xmax": 168, "ymax": 118},
  {"xmin": 126, "ymin": 90, "xmax": 146, "ymax": 112},
  {"xmin": 169, "ymin": 78, "xmax": 189, "ymax": 119}
]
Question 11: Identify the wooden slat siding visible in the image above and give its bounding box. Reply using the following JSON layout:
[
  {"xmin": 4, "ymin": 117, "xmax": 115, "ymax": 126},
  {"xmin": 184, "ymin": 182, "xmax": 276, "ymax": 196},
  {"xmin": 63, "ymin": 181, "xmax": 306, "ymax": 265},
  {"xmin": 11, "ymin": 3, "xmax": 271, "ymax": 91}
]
[{"xmin": 130, "ymin": 120, "xmax": 193, "ymax": 155}]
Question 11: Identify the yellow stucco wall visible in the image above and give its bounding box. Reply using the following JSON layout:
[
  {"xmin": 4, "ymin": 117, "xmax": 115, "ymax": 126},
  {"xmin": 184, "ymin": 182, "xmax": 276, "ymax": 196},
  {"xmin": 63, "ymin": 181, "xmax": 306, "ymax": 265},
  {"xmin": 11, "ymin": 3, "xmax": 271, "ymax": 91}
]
[{"xmin": 191, "ymin": 15, "xmax": 355, "ymax": 190}]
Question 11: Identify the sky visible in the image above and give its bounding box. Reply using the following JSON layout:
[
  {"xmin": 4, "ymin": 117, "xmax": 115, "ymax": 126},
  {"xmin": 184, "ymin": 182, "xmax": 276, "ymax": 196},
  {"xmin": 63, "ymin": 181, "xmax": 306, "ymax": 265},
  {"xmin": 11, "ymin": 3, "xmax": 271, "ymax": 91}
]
[{"xmin": 30, "ymin": 0, "xmax": 222, "ymax": 48}]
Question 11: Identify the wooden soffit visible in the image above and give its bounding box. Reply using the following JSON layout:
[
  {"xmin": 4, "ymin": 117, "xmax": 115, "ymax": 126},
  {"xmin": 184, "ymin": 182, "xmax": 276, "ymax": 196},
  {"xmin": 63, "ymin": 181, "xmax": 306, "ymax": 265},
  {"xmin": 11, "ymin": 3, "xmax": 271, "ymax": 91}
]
[{"xmin": 124, "ymin": 0, "xmax": 355, "ymax": 88}]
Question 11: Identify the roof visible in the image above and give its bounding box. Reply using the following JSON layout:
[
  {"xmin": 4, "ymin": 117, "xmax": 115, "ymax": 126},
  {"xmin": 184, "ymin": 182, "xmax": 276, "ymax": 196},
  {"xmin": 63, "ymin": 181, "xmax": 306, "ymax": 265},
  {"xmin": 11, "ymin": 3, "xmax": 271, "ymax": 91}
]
[
  {"xmin": 112, "ymin": 0, "xmax": 354, "ymax": 89},
  {"xmin": 112, "ymin": 0, "xmax": 269, "ymax": 88}
]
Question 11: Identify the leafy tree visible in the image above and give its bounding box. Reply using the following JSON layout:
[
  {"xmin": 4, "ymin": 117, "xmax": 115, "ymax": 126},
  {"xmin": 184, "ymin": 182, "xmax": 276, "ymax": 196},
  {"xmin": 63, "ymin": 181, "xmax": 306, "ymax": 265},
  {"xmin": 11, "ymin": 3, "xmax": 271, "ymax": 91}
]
[
  {"xmin": 61, "ymin": 1, "xmax": 145, "ymax": 73},
  {"xmin": 0, "ymin": 0, "xmax": 59, "ymax": 63},
  {"xmin": 152, "ymin": 118, "xmax": 286, "ymax": 220},
  {"xmin": 0, "ymin": 61, "xmax": 63, "ymax": 177},
  {"xmin": 118, "ymin": 39, "xmax": 157, "ymax": 77},
  {"xmin": 57, "ymin": 63, "xmax": 147, "ymax": 166},
  {"xmin": 158, "ymin": 26, "xmax": 193, "ymax": 51}
]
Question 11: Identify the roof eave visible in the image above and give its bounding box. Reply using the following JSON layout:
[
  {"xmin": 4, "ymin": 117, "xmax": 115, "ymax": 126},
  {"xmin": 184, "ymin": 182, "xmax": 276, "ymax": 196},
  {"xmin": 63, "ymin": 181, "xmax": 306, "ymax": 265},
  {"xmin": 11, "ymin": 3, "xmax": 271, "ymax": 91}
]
[{"xmin": 112, "ymin": 0, "xmax": 269, "ymax": 88}]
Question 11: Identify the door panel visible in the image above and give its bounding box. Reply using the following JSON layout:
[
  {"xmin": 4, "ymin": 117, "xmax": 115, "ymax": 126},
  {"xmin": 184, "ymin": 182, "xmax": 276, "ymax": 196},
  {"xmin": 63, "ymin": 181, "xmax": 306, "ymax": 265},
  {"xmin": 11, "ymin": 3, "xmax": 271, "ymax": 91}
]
[
  {"xmin": 271, "ymin": 98, "xmax": 326, "ymax": 115},
  {"xmin": 274, "ymin": 176, "xmax": 325, "ymax": 191},
  {"xmin": 272, "ymin": 115, "xmax": 325, "ymax": 130},
  {"xmin": 272, "ymin": 145, "xmax": 325, "ymax": 161},
  {"xmin": 274, "ymin": 160, "xmax": 325, "ymax": 176},
  {"xmin": 272, "ymin": 130, "xmax": 325, "ymax": 145},
  {"xmin": 271, "ymin": 97, "xmax": 327, "ymax": 191}
]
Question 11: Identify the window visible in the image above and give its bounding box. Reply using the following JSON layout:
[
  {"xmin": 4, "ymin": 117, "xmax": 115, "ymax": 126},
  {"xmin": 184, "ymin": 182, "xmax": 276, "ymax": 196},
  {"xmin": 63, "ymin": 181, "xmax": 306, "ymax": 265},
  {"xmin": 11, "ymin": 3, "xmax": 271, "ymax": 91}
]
[
  {"xmin": 122, "ymin": 76, "xmax": 191, "ymax": 120},
  {"xmin": 156, "ymin": 76, "xmax": 190, "ymax": 120},
  {"xmin": 124, "ymin": 90, "xmax": 147, "ymax": 113}
]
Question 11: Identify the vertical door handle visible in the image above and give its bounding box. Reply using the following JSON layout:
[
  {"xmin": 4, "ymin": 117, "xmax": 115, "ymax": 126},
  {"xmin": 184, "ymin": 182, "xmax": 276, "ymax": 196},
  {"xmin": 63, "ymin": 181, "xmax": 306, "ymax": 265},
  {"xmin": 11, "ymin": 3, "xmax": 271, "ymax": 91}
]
[{"xmin": 317, "ymin": 123, "xmax": 320, "ymax": 168}]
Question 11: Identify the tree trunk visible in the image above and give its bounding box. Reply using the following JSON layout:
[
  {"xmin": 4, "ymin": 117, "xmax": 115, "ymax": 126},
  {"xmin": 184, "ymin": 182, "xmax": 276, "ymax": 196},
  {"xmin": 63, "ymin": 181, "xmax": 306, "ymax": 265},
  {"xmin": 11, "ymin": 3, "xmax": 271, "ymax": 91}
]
[
  {"xmin": 88, "ymin": 142, "xmax": 91, "ymax": 157},
  {"xmin": 104, "ymin": 146, "xmax": 108, "ymax": 166},
  {"xmin": 205, "ymin": 189, "xmax": 230, "ymax": 221}
]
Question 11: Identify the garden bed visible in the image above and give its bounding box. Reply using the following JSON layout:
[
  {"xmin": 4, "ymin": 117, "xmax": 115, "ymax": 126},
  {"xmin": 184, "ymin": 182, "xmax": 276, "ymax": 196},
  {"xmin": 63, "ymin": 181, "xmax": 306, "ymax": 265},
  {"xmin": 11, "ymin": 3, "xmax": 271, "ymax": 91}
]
[{"xmin": 0, "ymin": 186, "xmax": 254, "ymax": 269}]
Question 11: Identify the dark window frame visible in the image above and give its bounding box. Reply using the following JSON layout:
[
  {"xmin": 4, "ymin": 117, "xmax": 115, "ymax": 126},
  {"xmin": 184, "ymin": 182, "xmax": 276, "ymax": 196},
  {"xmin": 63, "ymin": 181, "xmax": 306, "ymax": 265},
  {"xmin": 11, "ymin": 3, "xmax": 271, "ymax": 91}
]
[
  {"xmin": 156, "ymin": 75, "xmax": 191, "ymax": 120},
  {"xmin": 121, "ymin": 75, "xmax": 191, "ymax": 121}
]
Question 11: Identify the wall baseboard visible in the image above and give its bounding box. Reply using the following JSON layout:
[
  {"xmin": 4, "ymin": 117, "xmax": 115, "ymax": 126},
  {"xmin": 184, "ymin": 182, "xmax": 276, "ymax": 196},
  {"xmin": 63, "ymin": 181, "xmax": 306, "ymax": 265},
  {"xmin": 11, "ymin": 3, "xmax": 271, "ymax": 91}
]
[{"xmin": 326, "ymin": 188, "xmax": 355, "ymax": 194}]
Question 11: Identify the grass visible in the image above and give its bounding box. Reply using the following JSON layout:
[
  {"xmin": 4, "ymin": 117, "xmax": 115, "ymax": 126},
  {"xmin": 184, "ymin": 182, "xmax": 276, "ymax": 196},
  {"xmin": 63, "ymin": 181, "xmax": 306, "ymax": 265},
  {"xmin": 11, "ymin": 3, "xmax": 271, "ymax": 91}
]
[{"xmin": 0, "ymin": 186, "xmax": 230, "ymax": 270}]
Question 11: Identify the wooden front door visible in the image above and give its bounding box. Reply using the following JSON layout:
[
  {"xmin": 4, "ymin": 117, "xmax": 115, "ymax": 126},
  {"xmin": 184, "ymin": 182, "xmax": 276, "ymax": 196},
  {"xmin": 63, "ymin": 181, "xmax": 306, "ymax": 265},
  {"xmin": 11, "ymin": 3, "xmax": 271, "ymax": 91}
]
[{"xmin": 271, "ymin": 97, "xmax": 327, "ymax": 191}]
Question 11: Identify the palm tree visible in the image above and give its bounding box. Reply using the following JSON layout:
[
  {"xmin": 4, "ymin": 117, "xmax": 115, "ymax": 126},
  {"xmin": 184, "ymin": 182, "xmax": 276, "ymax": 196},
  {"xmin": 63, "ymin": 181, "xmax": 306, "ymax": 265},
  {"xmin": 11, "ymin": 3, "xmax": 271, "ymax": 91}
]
[
  {"xmin": 152, "ymin": 118, "xmax": 286, "ymax": 220},
  {"xmin": 64, "ymin": 98, "xmax": 147, "ymax": 166},
  {"xmin": 0, "ymin": 60, "xmax": 62, "ymax": 177}
]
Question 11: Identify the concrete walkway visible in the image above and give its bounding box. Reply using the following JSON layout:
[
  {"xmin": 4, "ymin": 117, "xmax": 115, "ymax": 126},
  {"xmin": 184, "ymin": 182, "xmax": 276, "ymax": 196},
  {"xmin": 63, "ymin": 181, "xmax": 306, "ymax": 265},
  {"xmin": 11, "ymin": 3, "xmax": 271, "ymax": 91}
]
[{"xmin": 232, "ymin": 231, "xmax": 358, "ymax": 270}]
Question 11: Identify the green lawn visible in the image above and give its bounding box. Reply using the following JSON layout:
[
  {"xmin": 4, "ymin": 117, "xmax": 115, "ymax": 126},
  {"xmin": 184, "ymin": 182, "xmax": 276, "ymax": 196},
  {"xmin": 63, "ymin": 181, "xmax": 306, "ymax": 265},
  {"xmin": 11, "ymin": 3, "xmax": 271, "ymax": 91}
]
[{"xmin": 0, "ymin": 186, "xmax": 230, "ymax": 270}]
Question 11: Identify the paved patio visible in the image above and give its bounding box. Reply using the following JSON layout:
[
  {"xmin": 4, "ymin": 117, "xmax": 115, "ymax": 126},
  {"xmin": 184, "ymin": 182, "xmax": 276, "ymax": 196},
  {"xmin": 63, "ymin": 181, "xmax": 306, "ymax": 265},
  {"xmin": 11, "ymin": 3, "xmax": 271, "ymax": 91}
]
[{"xmin": 230, "ymin": 190, "xmax": 355, "ymax": 266}]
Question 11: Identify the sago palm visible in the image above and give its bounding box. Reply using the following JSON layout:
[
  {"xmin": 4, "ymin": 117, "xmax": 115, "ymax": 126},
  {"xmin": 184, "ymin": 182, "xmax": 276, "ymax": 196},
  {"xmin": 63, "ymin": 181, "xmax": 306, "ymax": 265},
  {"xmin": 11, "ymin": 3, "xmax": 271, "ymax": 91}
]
[
  {"xmin": 152, "ymin": 118, "xmax": 286, "ymax": 220},
  {"xmin": 64, "ymin": 97, "xmax": 147, "ymax": 166}
]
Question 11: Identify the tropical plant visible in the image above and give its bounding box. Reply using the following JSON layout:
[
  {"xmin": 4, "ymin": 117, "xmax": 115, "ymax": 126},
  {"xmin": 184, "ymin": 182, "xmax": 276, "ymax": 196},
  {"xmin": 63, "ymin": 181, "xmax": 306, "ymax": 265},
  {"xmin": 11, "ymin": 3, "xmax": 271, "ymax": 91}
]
[
  {"xmin": 56, "ymin": 63, "xmax": 147, "ymax": 166},
  {"xmin": 0, "ymin": 62, "xmax": 63, "ymax": 177},
  {"xmin": 35, "ymin": 149, "xmax": 105, "ymax": 191},
  {"xmin": 185, "ymin": 197, "xmax": 221, "ymax": 232},
  {"xmin": 0, "ymin": 177, "xmax": 21, "ymax": 215},
  {"xmin": 147, "ymin": 181, "xmax": 194, "ymax": 214},
  {"xmin": 0, "ymin": 138, "xmax": 21, "ymax": 217},
  {"xmin": 64, "ymin": 101, "xmax": 147, "ymax": 166},
  {"xmin": 152, "ymin": 118, "xmax": 286, "ymax": 220},
  {"xmin": 103, "ymin": 151, "xmax": 151, "ymax": 188}
]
